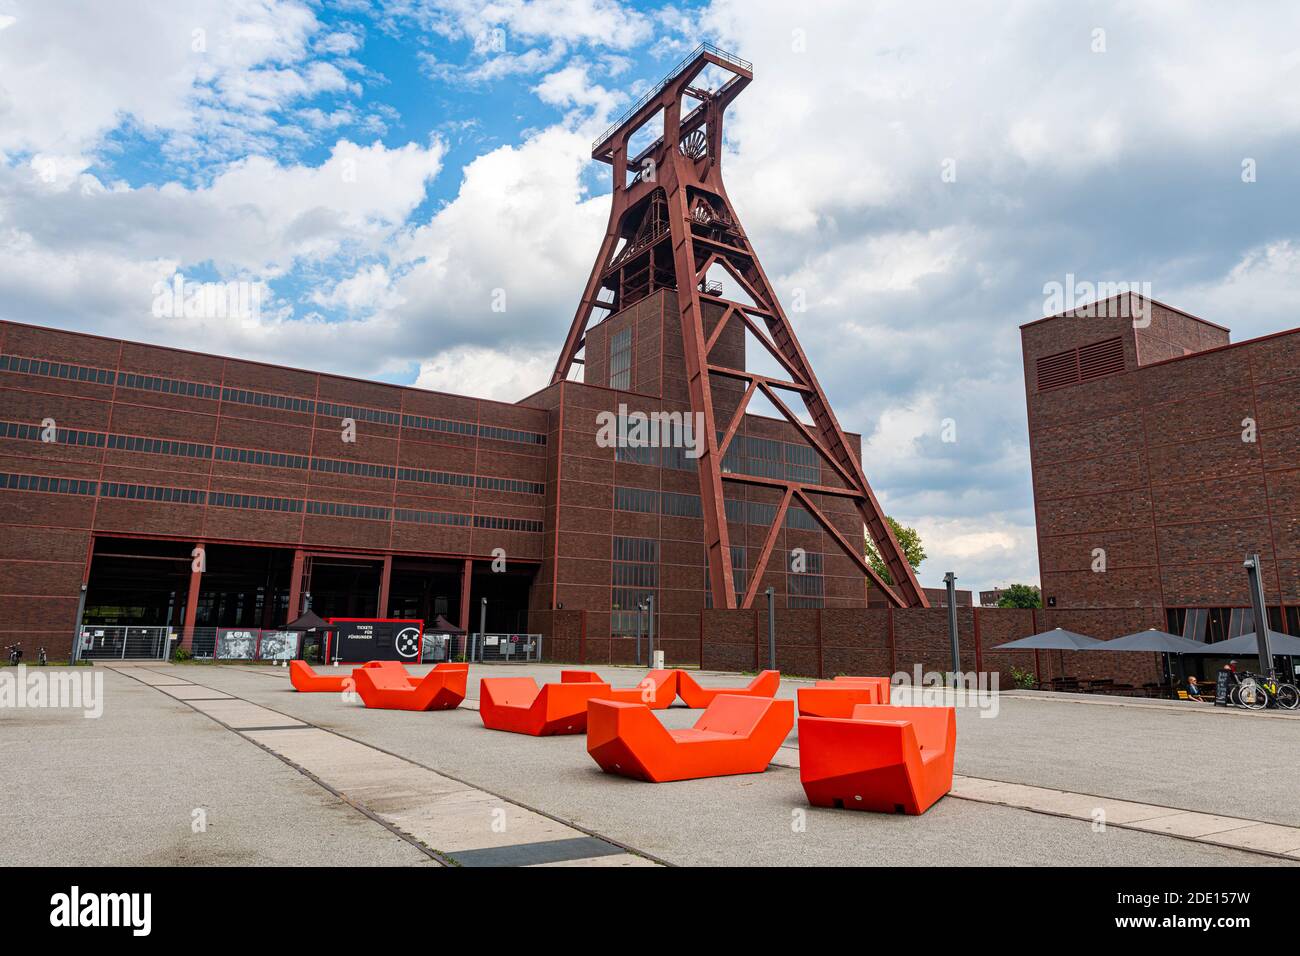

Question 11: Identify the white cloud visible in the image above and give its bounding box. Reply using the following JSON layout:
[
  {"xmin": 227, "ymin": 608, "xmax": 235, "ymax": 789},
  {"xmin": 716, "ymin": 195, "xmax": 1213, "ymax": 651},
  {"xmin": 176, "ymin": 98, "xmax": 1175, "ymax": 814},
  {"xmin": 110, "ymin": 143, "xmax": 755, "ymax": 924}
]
[
  {"xmin": 414, "ymin": 345, "xmax": 553, "ymax": 402},
  {"xmin": 1169, "ymin": 240, "xmax": 1300, "ymax": 343},
  {"xmin": 911, "ymin": 515, "xmax": 1041, "ymax": 592},
  {"xmin": 310, "ymin": 262, "xmax": 403, "ymax": 314},
  {"xmin": 0, "ymin": 0, "xmax": 361, "ymax": 162},
  {"xmin": 1, "ymin": 138, "xmax": 445, "ymax": 279},
  {"xmin": 380, "ymin": 123, "xmax": 606, "ymax": 345}
]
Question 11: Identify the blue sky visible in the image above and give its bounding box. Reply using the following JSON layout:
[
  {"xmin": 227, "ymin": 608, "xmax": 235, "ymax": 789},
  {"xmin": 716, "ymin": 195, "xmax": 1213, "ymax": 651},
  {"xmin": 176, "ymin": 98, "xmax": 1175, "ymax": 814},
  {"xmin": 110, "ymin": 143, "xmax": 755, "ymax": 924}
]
[{"xmin": 2, "ymin": 1, "xmax": 1299, "ymax": 594}]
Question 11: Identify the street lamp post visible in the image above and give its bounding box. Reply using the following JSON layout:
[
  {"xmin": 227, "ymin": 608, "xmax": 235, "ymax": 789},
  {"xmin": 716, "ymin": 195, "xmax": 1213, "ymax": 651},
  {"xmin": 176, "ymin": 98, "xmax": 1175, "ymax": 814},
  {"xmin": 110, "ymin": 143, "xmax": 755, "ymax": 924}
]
[
  {"xmin": 477, "ymin": 596, "xmax": 487, "ymax": 664},
  {"xmin": 1243, "ymin": 553, "xmax": 1274, "ymax": 677},
  {"xmin": 944, "ymin": 571, "xmax": 960, "ymax": 688},
  {"xmin": 765, "ymin": 586, "xmax": 776, "ymax": 670},
  {"xmin": 636, "ymin": 601, "xmax": 645, "ymax": 666},
  {"xmin": 646, "ymin": 595, "xmax": 656, "ymax": 665}
]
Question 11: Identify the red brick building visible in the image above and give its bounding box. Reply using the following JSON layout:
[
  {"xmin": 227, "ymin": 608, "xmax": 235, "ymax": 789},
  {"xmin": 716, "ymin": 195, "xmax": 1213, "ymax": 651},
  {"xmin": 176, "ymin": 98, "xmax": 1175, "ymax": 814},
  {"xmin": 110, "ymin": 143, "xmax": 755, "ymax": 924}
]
[
  {"xmin": 0, "ymin": 287, "xmax": 871, "ymax": 660},
  {"xmin": 1022, "ymin": 294, "xmax": 1300, "ymax": 681}
]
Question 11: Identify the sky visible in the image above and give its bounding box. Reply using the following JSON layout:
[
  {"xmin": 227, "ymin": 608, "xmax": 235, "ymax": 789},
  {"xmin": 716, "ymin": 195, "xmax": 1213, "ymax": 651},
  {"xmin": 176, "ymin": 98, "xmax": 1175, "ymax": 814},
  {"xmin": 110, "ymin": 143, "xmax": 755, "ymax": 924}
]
[{"xmin": 2, "ymin": 0, "xmax": 1299, "ymax": 596}]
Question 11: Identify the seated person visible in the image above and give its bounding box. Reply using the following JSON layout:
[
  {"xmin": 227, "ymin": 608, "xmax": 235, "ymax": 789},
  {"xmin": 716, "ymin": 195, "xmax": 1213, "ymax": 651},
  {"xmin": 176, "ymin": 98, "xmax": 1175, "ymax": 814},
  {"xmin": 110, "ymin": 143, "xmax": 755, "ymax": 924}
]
[{"xmin": 1185, "ymin": 675, "xmax": 1207, "ymax": 701}]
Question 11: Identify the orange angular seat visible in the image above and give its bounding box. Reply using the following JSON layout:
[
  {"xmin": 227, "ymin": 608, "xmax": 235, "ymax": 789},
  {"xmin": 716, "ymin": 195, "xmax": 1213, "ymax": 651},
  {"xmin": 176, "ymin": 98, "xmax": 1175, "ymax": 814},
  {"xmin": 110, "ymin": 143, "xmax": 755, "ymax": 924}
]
[
  {"xmin": 561, "ymin": 669, "xmax": 679, "ymax": 709},
  {"xmin": 478, "ymin": 677, "xmax": 611, "ymax": 735},
  {"xmin": 354, "ymin": 662, "xmax": 469, "ymax": 711},
  {"xmin": 798, "ymin": 704, "xmax": 956, "ymax": 815},
  {"xmin": 797, "ymin": 676, "xmax": 891, "ymax": 717},
  {"xmin": 290, "ymin": 659, "xmax": 408, "ymax": 693},
  {"xmin": 587, "ymin": 694, "xmax": 794, "ymax": 782},
  {"xmin": 675, "ymin": 669, "xmax": 780, "ymax": 708}
]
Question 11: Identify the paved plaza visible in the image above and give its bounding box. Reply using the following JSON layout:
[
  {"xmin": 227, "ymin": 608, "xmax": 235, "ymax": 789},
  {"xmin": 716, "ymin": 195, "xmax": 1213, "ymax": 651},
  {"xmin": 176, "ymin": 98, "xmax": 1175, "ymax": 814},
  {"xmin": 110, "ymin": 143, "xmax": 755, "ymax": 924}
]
[{"xmin": 2, "ymin": 662, "xmax": 1297, "ymax": 867}]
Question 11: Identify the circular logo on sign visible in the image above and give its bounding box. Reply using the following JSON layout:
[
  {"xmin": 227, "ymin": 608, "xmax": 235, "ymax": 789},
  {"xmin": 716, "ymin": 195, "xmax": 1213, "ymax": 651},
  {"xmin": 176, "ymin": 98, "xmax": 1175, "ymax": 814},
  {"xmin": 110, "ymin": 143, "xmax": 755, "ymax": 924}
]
[{"xmin": 395, "ymin": 627, "xmax": 421, "ymax": 659}]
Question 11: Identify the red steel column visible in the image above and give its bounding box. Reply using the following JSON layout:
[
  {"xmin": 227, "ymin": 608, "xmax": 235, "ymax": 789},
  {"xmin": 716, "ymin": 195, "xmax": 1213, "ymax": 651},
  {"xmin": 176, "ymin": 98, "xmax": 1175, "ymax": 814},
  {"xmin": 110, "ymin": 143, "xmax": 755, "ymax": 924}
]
[
  {"xmin": 377, "ymin": 555, "xmax": 392, "ymax": 618},
  {"xmin": 458, "ymin": 558, "xmax": 473, "ymax": 634},
  {"xmin": 287, "ymin": 549, "xmax": 305, "ymax": 620},
  {"xmin": 181, "ymin": 541, "xmax": 203, "ymax": 649}
]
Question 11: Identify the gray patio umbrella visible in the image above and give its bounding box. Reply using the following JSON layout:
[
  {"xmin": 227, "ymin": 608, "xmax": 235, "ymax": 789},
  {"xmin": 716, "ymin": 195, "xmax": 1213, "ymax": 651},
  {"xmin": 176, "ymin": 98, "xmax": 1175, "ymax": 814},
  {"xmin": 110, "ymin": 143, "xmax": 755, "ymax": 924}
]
[
  {"xmin": 1093, "ymin": 629, "xmax": 1207, "ymax": 653},
  {"xmin": 991, "ymin": 628, "xmax": 1103, "ymax": 651},
  {"xmin": 1179, "ymin": 630, "xmax": 1300, "ymax": 656}
]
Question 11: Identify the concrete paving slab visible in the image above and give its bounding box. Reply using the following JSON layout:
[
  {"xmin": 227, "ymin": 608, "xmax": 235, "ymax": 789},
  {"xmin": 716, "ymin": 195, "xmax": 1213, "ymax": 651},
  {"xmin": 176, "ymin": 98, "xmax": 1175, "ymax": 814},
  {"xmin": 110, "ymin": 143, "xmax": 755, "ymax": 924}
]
[
  {"xmin": 187, "ymin": 698, "xmax": 305, "ymax": 729},
  {"xmin": 112, "ymin": 668, "xmax": 192, "ymax": 686},
  {"xmin": 156, "ymin": 685, "xmax": 234, "ymax": 700},
  {"xmin": 1128, "ymin": 812, "xmax": 1260, "ymax": 838},
  {"xmin": 1197, "ymin": 822, "xmax": 1300, "ymax": 853}
]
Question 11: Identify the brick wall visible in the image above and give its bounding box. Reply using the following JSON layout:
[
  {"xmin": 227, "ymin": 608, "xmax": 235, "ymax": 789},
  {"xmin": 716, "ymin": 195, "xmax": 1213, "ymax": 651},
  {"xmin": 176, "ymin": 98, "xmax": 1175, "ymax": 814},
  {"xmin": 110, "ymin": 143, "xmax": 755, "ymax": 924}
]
[{"xmin": 534, "ymin": 604, "xmax": 1167, "ymax": 690}]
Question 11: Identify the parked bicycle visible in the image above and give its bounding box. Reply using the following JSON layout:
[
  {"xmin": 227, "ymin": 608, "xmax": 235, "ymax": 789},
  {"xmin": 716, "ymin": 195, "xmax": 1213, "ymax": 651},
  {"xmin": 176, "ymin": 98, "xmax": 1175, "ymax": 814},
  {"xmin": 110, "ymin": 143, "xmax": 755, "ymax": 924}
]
[{"xmin": 1231, "ymin": 672, "xmax": 1300, "ymax": 711}]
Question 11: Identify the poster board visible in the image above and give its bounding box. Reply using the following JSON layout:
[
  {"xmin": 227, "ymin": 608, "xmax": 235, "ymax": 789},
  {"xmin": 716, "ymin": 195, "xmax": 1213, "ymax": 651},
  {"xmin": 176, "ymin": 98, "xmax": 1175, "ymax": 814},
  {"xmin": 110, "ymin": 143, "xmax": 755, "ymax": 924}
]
[{"xmin": 326, "ymin": 618, "xmax": 424, "ymax": 663}]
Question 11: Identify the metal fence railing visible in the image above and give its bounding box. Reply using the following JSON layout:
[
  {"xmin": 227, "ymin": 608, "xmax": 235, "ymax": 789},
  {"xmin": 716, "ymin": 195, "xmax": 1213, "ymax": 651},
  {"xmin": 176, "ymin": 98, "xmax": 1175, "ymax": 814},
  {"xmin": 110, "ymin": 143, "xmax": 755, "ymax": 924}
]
[
  {"xmin": 77, "ymin": 625, "xmax": 547, "ymax": 664},
  {"xmin": 77, "ymin": 625, "xmax": 173, "ymax": 661},
  {"xmin": 470, "ymin": 633, "xmax": 544, "ymax": 663}
]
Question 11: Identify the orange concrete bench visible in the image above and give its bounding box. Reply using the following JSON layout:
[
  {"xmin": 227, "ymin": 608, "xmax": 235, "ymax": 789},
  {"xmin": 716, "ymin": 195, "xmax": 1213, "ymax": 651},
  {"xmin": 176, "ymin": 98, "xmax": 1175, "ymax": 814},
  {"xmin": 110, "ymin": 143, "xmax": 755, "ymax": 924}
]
[
  {"xmin": 290, "ymin": 659, "xmax": 412, "ymax": 693},
  {"xmin": 561, "ymin": 669, "xmax": 679, "ymax": 709},
  {"xmin": 587, "ymin": 694, "xmax": 794, "ymax": 782},
  {"xmin": 479, "ymin": 677, "xmax": 611, "ymax": 735},
  {"xmin": 797, "ymin": 676, "xmax": 891, "ymax": 717},
  {"xmin": 675, "ymin": 669, "xmax": 780, "ymax": 708},
  {"xmin": 798, "ymin": 704, "xmax": 956, "ymax": 815},
  {"xmin": 354, "ymin": 662, "xmax": 469, "ymax": 711}
]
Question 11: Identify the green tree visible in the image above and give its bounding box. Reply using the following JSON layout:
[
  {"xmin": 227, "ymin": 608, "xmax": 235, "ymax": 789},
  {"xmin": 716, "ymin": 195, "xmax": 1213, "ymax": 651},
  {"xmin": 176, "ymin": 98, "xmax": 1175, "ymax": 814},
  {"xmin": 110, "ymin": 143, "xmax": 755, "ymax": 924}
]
[
  {"xmin": 864, "ymin": 517, "xmax": 925, "ymax": 586},
  {"xmin": 997, "ymin": 584, "xmax": 1042, "ymax": 609}
]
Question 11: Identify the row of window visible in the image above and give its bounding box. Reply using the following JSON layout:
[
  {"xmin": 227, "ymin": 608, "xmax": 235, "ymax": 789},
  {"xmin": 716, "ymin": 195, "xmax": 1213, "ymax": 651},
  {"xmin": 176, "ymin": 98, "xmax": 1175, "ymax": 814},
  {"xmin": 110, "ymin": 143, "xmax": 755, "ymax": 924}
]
[
  {"xmin": 210, "ymin": 492, "xmax": 303, "ymax": 513},
  {"xmin": 1, "ymin": 419, "xmax": 542, "ymax": 497},
  {"xmin": 1, "ymin": 353, "xmax": 547, "ymax": 445},
  {"xmin": 215, "ymin": 446, "xmax": 309, "ymax": 469},
  {"xmin": 615, "ymin": 485, "xmax": 823, "ymax": 531},
  {"xmin": 0, "ymin": 470, "xmax": 543, "ymax": 532},
  {"xmin": 306, "ymin": 500, "xmax": 391, "ymax": 521},
  {"xmin": 129, "ymin": 373, "xmax": 221, "ymax": 400},
  {"xmin": 313, "ymin": 457, "xmax": 395, "ymax": 479},
  {"xmin": 721, "ymin": 433, "xmax": 821, "ymax": 484},
  {"xmin": 396, "ymin": 466, "xmax": 543, "ymax": 496},
  {"xmin": 610, "ymin": 420, "xmax": 823, "ymax": 485},
  {"xmin": 100, "ymin": 482, "xmax": 206, "ymax": 504},
  {"xmin": 110, "ymin": 434, "xmax": 212, "ymax": 458},
  {"xmin": 1, "ymin": 422, "xmax": 106, "ymax": 447},
  {"xmin": 0, "ymin": 472, "xmax": 97, "ymax": 495}
]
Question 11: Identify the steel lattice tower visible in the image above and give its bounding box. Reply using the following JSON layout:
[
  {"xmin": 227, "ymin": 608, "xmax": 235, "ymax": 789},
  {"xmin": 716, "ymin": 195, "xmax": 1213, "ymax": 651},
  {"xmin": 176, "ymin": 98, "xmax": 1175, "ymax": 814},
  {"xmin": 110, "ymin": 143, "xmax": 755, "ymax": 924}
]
[{"xmin": 553, "ymin": 44, "xmax": 928, "ymax": 609}]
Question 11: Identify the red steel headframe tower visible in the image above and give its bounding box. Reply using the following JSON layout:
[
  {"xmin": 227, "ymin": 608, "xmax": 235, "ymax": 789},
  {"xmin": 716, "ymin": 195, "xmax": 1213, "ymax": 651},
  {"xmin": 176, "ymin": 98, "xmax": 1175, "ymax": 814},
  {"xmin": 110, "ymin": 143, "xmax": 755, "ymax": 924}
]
[{"xmin": 553, "ymin": 44, "xmax": 928, "ymax": 610}]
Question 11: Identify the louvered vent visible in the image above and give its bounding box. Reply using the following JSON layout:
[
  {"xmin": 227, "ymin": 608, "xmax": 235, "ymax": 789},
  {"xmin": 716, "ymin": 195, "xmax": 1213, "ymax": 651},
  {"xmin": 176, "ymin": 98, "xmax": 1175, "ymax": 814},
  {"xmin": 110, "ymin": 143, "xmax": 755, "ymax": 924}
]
[
  {"xmin": 1036, "ymin": 337, "xmax": 1125, "ymax": 391},
  {"xmin": 1078, "ymin": 336, "xmax": 1125, "ymax": 381},
  {"xmin": 1036, "ymin": 349, "xmax": 1080, "ymax": 391}
]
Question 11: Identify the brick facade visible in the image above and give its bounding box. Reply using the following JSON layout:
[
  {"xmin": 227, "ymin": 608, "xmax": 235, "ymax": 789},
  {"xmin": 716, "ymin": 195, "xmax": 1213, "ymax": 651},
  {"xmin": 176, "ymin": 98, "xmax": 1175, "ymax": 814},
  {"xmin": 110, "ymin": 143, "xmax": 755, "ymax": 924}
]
[{"xmin": 1022, "ymin": 295, "xmax": 1300, "ymax": 684}]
